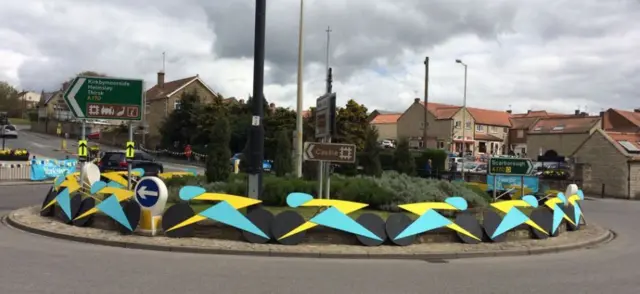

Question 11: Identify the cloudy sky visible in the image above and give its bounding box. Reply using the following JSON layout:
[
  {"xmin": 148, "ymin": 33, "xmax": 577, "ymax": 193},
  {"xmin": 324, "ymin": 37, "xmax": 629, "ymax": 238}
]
[{"xmin": 1, "ymin": 0, "xmax": 639, "ymax": 114}]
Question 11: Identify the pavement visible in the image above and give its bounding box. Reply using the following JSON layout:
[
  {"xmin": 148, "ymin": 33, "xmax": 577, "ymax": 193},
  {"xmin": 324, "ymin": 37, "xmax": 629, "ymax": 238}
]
[
  {"xmin": 4, "ymin": 125, "xmax": 204, "ymax": 174},
  {"xmin": 1, "ymin": 184, "xmax": 639, "ymax": 293}
]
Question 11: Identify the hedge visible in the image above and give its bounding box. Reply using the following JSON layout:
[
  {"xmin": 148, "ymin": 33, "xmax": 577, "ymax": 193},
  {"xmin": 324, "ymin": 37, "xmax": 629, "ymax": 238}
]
[{"xmin": 164, "ymin": 171, "xmax": 490, "ymax": 211}]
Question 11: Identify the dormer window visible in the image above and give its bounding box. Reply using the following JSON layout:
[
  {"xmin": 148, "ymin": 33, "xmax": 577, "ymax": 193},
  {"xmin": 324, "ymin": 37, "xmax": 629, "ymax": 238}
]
[
  {"xmin": 533, "ymin": 126, "xmax": 542, "ymax": 131},
  {"xmin": 551, "ymin": 124, "xmax": 565, "ymax": 131}
]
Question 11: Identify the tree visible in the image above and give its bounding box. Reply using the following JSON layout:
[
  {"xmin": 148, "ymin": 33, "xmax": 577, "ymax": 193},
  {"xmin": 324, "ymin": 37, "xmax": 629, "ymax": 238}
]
[
  {"xmin": 205, "ymin": 117, "xmax": 232, "ymax": 182},
  {"xmin": 394, "ymin": 137, "xmax": 416, "ymax": 176},
  {"xmin": 159, "ymin": 90, "xmax": 201, "ymax": 148},
  {"xmin": 0, "ymin": 82, "xmax": 19, "ymax": 116},
  {"xmin": 335, "ymin": 99, "xmax": 369, "ymax": 150},
  {"xmin": 273, "ymin": 129, "xmax": 293, "ymax": 176},
  {"xmin": 264, "ymin": 107, "xmax": 296, "ymax": 160},
  {"xmin": 361, "ymin": 125, "xmax": 382, "ymax": 177}
]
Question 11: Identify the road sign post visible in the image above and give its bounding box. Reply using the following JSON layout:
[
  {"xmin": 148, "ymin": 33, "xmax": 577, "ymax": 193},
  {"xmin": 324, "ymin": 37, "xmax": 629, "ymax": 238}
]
[
  {"xmin": 488, "ymin": 157, "xmax": 534, "ymax": 200},
  {"xmin": 314, "ymin": 92, "xmax": 336, "ymax": 200},
  {"xmin": 304, "ymin": 142, "xmax": 356, "ymax": 163},
  {"xmin": 63, "ymin": 76, "xmax": 144, "ymax": 121},
  {"xmin": 134, "ymin": 177, "xmax": 168, "ymax": 236}
]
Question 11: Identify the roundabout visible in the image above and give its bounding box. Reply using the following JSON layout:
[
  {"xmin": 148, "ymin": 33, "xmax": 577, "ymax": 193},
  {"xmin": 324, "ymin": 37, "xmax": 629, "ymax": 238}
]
[{"xmin": 1, "ymin": 183, "xmax": 639, "ymax": 293}]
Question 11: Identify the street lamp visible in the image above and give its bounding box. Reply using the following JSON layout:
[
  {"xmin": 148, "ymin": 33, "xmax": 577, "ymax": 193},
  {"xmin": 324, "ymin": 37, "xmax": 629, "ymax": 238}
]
[
  {"xmin": 455, "ymin": 59, "xmax": 468, "ymax": 180},
  {"xmin": 294, "ymin": 0, "xmax": 305, "ymax": 178}
]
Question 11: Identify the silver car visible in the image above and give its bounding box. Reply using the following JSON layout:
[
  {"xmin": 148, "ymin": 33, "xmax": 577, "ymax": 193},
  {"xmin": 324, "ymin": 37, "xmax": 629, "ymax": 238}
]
[{"xmin": 1, "ymin": 125, "xmax": 18, "ymax": 139}]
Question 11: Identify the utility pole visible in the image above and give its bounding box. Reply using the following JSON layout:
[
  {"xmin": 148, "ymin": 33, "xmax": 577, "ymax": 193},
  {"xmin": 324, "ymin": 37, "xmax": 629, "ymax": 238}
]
[
  {"xmin": 294, "ymin": 0, "xmax": 305, "ymax": 178},
  {"xmin": 423, "ymin": 57, "xmax": 429, "ymax": 149},
  {"xmin": 322, "ymin": 26, "xmax": 333, "ymax": 200},
  {"xmin": 318, "ymin": 26, "xmax": 331, "ymax": 199},
  {"xmin": 247, "ymin": 0, "xmax": 266, "ymax": 201}
]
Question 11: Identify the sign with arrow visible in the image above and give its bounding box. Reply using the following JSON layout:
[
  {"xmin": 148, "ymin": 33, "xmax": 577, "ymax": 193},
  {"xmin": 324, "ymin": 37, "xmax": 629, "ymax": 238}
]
[
  {"xmin": 63, "ymin": 76, "xmax": 144, "ymax": 121},
  {"xmin": 488, "ymin": 157, "xmax": 534, "ymax": 176},
  {"xmin": 303, "ymin": 142, "xmax": 356, "ymax": 163},
  {"xmin": 78, "ymin": 140, "xmax": 88, "ymax": 159},
  {"xmin": 126, "ymin": 141, "xmax": 135, "ymax": 159},
  {"xmin": 134, "ymin": 177, "xmax": 168, "ymax": 213}
]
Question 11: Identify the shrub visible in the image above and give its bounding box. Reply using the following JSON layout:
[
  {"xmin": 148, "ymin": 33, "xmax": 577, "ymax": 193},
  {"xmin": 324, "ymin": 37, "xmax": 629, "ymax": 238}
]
[
  {"xmin": 273, "ymin": 129, "xmax": 293, "ymax": 176},
  {"xmin": 205, "ymin": 117, "xmax": 231, "ymax": 182},
  {"xmin": 393, "ymin": 138, "xmax": 416, "ymax": 175},
  {"xmin": 360, "ymin": 125, "xmax": 382, "ymax": 177}
]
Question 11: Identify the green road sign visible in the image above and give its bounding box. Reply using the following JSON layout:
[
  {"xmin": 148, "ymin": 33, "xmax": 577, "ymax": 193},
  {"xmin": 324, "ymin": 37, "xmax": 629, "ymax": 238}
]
[
  {"xmin": 488, "ymin": 157, "xmax": 534, "ymax": 175},
  {"xmin": 63, "ymin": 76, "xmax": 144, "ymax": 120}
]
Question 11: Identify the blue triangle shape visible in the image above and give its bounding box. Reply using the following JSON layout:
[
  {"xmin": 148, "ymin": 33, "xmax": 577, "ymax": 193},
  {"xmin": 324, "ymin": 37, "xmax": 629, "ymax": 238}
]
[
  {"xmin": 179, "ymin": 186, "xmax": 206, "ymax": 201},
  {"xmin": 552, "ymin": 204, "xmax": 564, "ymax": 234},
  {"xmin": 97, "ymin": 195, "xmax": 132, "ymax": 231},
  {"xmin": 574, "ymin": 203, "xmax": 582, "ymax": 225},
  {"xmin": 310, "ymin": 207, "xmax": 382, "ymax": 241},
  {"xmin": 395, "ymin": 209, "xmax": 451, "ymax": 240},
  {"xmin": 199, "ymin": 202, "xmax": 268, "ymax": 239},
  {"xmin": 492, "ymin": 208, "xmax": 529, "ymax": 239},
  {"xmin": 56, "ymin": 188, "xmax": 72, "ymax": 219}
]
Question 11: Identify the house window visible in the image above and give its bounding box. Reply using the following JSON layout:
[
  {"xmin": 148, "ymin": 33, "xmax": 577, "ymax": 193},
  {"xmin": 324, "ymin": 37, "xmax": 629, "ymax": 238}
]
[
  {"xmin": 438, "ymin": 141, "xmax": 444, "ymax": 149},
  {"xmin": 517, "ymin": 130, "xmax": 524, "ymax": 138},
  {"xmin": 490, "ymin": 126, "xmax": 497, "ymax": 133},
  {"xmin": 504, "ymin": 127, "xmax": 508, "ymax": 133},
  {"xmin": 174, "ymin": 101, "xmax": 181, "ymax": 110},
  {"xmin": 476, "ymin": 125, "xmax": 484, "ymax": 132},
  {"xmin": 552, "ymin": 124, "xmax": 565, "ymax": 131},
  {"xmin": 465, "ymin": 121, "xmax": 472, "ymax": 129},
  {"xmin": 533, "ymin": 126, "xmax": 542, "ymax": 132},
  {"xmin": 455, "ymin": 121, "xmax": 461, "ymax": 128}
]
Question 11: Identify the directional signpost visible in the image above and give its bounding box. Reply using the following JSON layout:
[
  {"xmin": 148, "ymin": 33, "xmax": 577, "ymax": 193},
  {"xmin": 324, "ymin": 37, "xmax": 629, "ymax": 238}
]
[
  {"xmin": 63, "ymin": 75, "xmax": 145, "ymax": 191},
  {"xmin": 304, "ymin": 142, "xmax": 356, "ymax": 163},
  {"xmin": 134, "ymin": 177, "xmax": 168, "ymax": 236},
  {"xmin": 488, "ymin": 157, "xmax": 535, "ymax": 200},
  {"xmin": 77, "ymin": 140, "xmax": 88, "ymax": 160},
  {"xmin": 63, "ymin": 76, "xmax": 144, "ymax": 120},
  {"xmin": 126, "ymin": 141, "xmax": 135, "ymax": 160}
]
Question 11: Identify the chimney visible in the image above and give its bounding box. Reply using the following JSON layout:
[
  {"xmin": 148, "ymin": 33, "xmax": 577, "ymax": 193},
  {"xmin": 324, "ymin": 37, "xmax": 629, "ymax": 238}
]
[
  {"xmin": 574, "ymin": 109, "xmax": 580, "ymax": 115},
  {"xmin": 634, "ymin": 108, "xmax": 640, "ymax": 113},
  {"xmin": 414, "ymin": 98, "xmax": 420, "ymax": 104},
  {"xmin": 239, "ymin": 99, "xmax": 245, "ymax": 104},
  {"xmin": 527, "ymin": 110, "xmax": 531, "ymax": 114},
  {"xmin": 506, "ymin": 110, "xmax": 512, "ymax": 114},
  {"xmin": 157, "ymin": 71, "xmax": 165, "ymax": 88},
  {"xmin": 599, "ymin": 111, "xmax": 605, "ymax": 117}
]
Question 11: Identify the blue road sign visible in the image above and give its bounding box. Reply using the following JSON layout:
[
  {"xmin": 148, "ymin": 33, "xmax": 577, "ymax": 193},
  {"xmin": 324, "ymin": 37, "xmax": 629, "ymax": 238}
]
[
  {"xmin": 486, "ymin": 175, "xmax": 540, "ymax": 193},
  {"xmin": 135, "ymin": 178, "xmax": 160, "ymax": 208}
]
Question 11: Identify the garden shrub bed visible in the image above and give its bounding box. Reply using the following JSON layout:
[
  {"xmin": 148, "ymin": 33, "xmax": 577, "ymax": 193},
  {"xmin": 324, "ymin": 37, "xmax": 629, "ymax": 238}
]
[
  {"xmin": 0, "ymin": 149, "xmax": 29, "ymax": 161},
  {"xmin": 164, "ymin": 171, "xmax": 491, "ymax": 211}
]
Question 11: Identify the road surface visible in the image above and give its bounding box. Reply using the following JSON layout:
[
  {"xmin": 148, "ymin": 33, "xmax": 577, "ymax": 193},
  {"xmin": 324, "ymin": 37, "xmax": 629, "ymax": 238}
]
[
  {"xmin": 0, "ymin": 185, "xmax": 638, "ymax": 294},
  {"xmin": 4, "ymin": 125, "xmax": 203, "ymax": 174}
]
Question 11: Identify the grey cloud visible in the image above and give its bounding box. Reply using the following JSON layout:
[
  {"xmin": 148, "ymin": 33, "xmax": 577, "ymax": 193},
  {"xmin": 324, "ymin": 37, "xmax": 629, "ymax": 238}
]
[{"xmin": 200, "ymin": 0, "xmax": 519, "ymax": 85}]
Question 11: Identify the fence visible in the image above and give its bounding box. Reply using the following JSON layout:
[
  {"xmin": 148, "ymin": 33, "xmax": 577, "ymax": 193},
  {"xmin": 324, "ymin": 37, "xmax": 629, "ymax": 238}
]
[{"xmin": 0, "ymin": 162, "xmax": 30, "ymax": 181}]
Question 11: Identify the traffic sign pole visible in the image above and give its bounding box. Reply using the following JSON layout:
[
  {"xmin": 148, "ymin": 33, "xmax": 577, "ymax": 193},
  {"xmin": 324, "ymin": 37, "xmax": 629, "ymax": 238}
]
[
  {"xmin": 80, "ymin": 120, "xmax": 86, "ymax": 191},
  {"xmin": 127, "ymin": 121, "xmax": 133, "ymax": 190}
]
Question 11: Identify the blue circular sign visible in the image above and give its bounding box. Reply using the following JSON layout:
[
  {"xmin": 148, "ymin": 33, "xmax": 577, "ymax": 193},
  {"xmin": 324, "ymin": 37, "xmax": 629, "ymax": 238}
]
[{"xmin": 135, "ymin": 178, "xmax": 160, "ymax": 208}]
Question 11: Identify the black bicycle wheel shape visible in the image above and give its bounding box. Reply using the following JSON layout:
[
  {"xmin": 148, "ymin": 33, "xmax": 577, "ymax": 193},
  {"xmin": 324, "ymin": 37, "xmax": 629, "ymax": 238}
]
[
  {"xmin": 529, "ymin": 207, "xmax": 552, "ymax": 240},
  {"xmin": 271, "ymin": 210, "xmax": 306, "ymax": 246},
  {"xmin": 72, "ymin": 198, "xmax": 96, "ymax": 227},
  {"xmin": 242, "ymin": 207, "xmax": 274, "ymax": 244},
  {"xmin": 482, "ymin": 209, "xmax": 508, "ymax": 243},
  {"xmin": 55, "ymin": 193, "xmax": 82, "ymax": 224},
  {"xmin": 564, "ymin": 203, "xmax": 581, "ymax": 231},
  {"xmin": 40, "ymin": 187, "xmax": 57, "ymax": 217},
  {"xmin": 454, "ymin": 212, "xmax": 484, "ymax": 244},
  {"xmin": 355, "ymin": 213, "xmax": 387, "ymax": 246},
  {"xmin": 162, "ymin": 203, "xmax": 196, "ymax": 238},
  {"xmin": 385, "ymin": 213, "xmax": 416, "ymax": 246},
  {"xmin": 118, "ymin": 200, "xmax": 141, "ymax": 235}
]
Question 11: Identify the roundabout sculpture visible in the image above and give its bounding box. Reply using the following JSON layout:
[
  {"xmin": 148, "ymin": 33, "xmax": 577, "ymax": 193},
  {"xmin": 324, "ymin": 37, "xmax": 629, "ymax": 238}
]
[{"xmin": 39, "ymin": 167, "xmax": 587, "ymax": 247}]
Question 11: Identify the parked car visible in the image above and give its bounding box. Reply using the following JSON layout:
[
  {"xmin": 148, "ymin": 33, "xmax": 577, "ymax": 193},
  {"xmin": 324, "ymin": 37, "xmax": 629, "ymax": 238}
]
[
  {"xmin": 229, "ymin": 153, "xmax": 273, "ymax": 172},
  {"xmin": 0, "ymin": 124, "xmax": 18, "ymax": 139},
  {"xmin": 379, "ymin": 139, "xmax": 395, "ymax": 149},
  {"xmin": 97, "ymin": 150, "xmax": 164, "ymax": 176}
]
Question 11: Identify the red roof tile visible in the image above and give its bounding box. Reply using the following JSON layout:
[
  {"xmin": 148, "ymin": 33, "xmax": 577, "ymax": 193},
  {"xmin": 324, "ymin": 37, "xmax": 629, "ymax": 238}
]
[
  {"xmin": 146, "ymin": 76, "xmax": 198, "ymax": 101},
  {"xmin": 609, "ymin": 109, "xmax": 640, "ymax": 127},
  {"xmin": 606, "ymin": 131, "xmax": 640, "ymax": 152},
  {"xmin": 474, "ymin": 133, "xmax": 503, "ymax": 141},
  {"xmin": 529, "ymin": 116, "xmax": 600, "ymax": 134},
  {"xmin": 371, "ymin": 113, "xmax": 401, "ymax": 124},
  {"xmin": 419, "ymin": 101, "xmax": 511, "ymax": 126}
]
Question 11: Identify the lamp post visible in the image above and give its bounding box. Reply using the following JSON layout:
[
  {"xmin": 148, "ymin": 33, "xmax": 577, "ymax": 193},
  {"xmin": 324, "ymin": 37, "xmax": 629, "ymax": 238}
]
[
  {"xmin": 294, "ymin": 0, "xmax": 305, "ymax": 178},
  {"xmin": 455, "ymin": 59, "xmax": 468, "ymax": 180}
]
